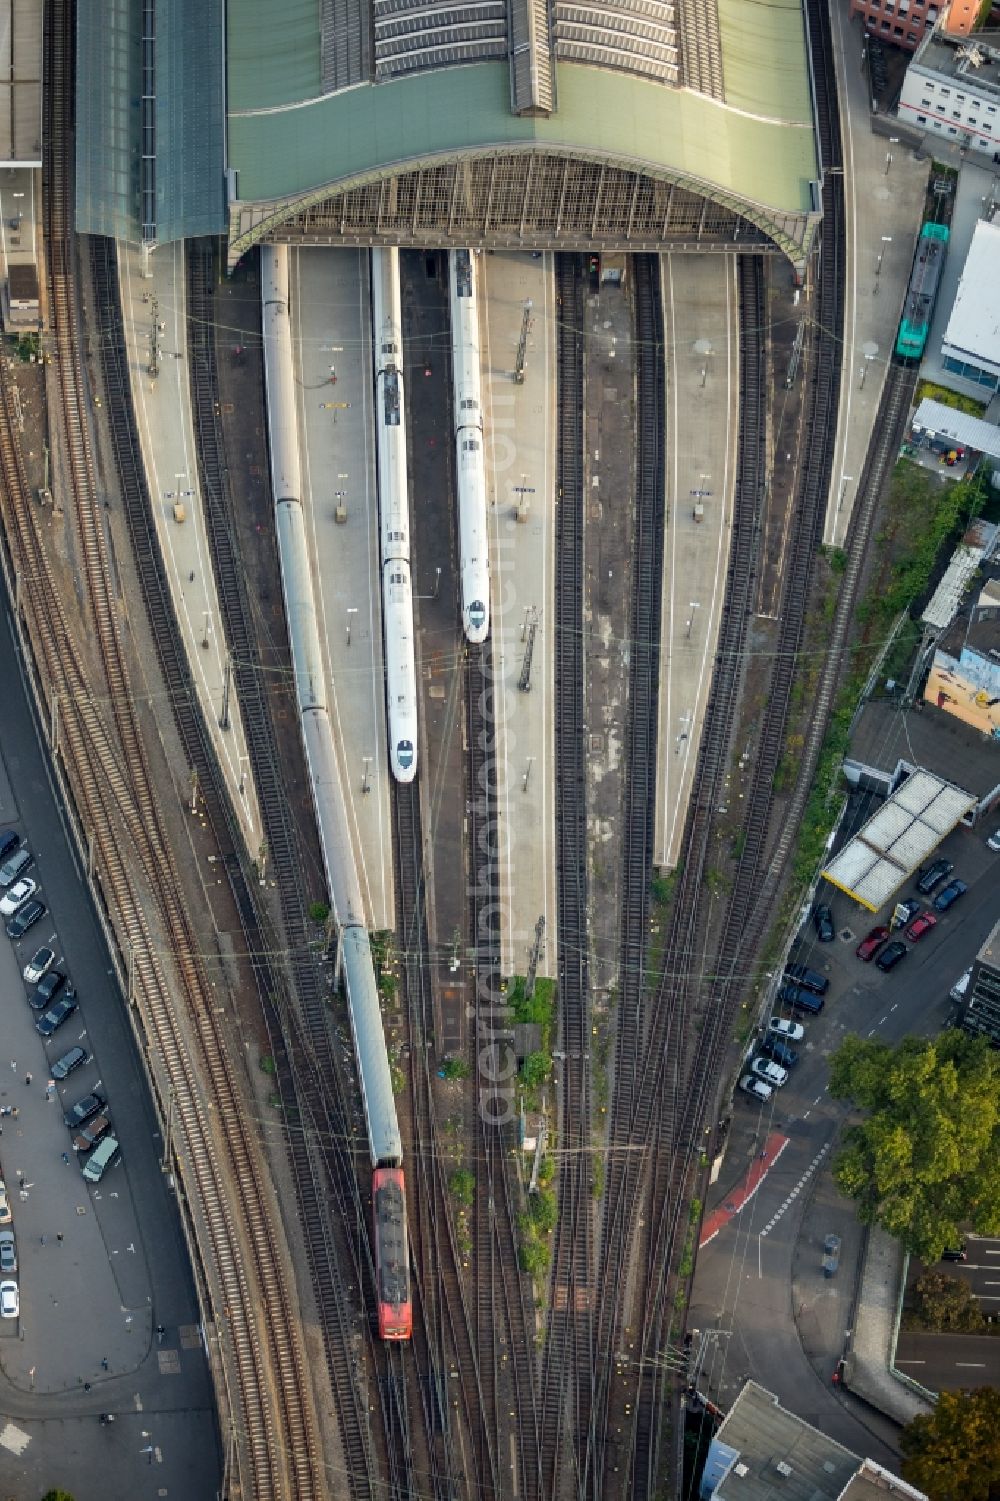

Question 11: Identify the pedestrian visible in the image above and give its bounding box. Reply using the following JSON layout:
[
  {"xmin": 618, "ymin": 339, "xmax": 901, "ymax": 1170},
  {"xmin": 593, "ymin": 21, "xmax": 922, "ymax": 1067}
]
[
  {"xmin": 101, "ymin": 1357, "xmax": 108, "ymax": 1371},
  {"xmin": 40, "ymin": 1235, "xmax": 45, "ymax": 1246},
  {"xmin": 17, "ymin": 1175, "xmax": 24, "ymax": 1190},
  {"xmin": 61, "ymin": 1152, "xmax": 69, "ymax": 1165},
  {"xmin": 23, "ymin": 1073, "xmax": 31, "ymax": 1086},
  {"xmin": 12, "ymin": 1107, "xmax": 18, "ymax": 1119},
  {"xmin": 56, "ymin": 1233, "xmax": 63, "ymax": 1244},
  {"xmin": 9, "ymin": 1060, "xmax": 14, "ymax": 1073},
  {"xmin": 84, "ymin": 1382, "xmax": 91, "ymax": 1392}
]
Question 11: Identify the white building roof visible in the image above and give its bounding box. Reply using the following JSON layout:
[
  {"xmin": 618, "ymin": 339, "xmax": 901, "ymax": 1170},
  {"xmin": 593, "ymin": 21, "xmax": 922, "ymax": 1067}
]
[
  {"xmin": 911, "ymin": 399, "xmax": 1000, "ymax": 462},
  {"xmin": 941, "ymin": 220, "xmax": 1000, "ymax": 373},
  {"xmin": 822, "ymin": 769, "xmax": 975, "ymax": 912}
]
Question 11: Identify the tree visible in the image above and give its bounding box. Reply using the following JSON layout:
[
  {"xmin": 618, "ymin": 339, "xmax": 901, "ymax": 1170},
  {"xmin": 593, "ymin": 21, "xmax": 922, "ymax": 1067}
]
[
  {"xmin": 828, "ymin": 1031, "xmax": 1000, "ymax": 1261},
  {"xmin": 448, "ymin": 1169, "xmax": 475, "ymax": 1206},
  {"xmin": 900, "ymin": 1387, "xmax": 1000, "ymax": 1501},
  {"xmin": 521, "ymin": 1051, "xmax": 551, "ymax": 1089},
  {"xmin": 41, "ymin": 1491, "xmax": 77, "ymax": 1501},
  {"xmin": 907, "ymin": 1271, "xmax": 982, "ymax": 1333}
]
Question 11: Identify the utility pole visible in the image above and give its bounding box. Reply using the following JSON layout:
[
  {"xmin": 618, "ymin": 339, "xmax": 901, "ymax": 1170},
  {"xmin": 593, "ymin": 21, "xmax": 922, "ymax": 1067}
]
[
  {"xmin": 525, "ymin": 915, "xmax": 546, "ymax": 1000},
  {"xmin": 518, "ymin": 609, "xmax": 538, "ymax": 692},
  {"xmin": 219, "ymin": 652, "xmax": 232, "ymax": 730},
  {"xmin": 514, "ymin": 299, "xmax": 533, "ymax": 384}
]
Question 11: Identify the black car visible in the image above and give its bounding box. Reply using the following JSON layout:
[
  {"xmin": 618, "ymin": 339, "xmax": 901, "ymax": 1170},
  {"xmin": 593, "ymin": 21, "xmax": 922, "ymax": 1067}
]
[
  {"xmin": 776, "ymin": 981, "xmax": 825, "ymax": 1015},
  {"xmin": 783, "ymin": 963, "xmax": 829, "ymax": 996},
  {"xmin": 63, "ymin": 1092, "xmax": 105, "ymax": 1130},
  {"xmin": 29, "ymin": 971, "xmax": 68, "ymax": 1011},
  {"xmin": 761, "ymin": 1037, "xmax": 799, "ymax": 1069},
  {"xmin": 36, "ymin": 994, "xmax": 79, "ymax": 1038},
  {"xmin": 916, "ymin": 857, "xmax": 954, "ymax": 895},
  {"xmin": 51, "ymin": 1045, "xmax": 87, "ymax": 1080},
  {"xmin": 933, "ymin": 879, "xmax": 968, "ymax": 913},
  {"xmin": 6, "ymin": 898, "xmax": 45, "ymax": 940},
  {"xmin": 875, "ymin": 940, "xmax": 907, "ymax": 972},
  {"xmin": 812, "ymin": 904, "xmax": 835, "ymax": 943},
  {"xmin": 0, "ymin": 830, "xmax": 19, "ymax": 864},
  {"xmin": 941, "ymin": 1244, "xmax": 968, "ymax": 1262}
]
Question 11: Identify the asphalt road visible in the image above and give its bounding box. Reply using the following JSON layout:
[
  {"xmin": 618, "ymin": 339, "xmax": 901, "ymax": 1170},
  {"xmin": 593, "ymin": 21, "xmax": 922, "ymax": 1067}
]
[
  {"xmin": 896, "ymin": 1235, "xmax": 1000, "ymax": 1389},
  {"xmin": 0, "ymin": 600, "xmax": 220, "ymax": 1499},
  {"xmin": 691, "ymin": 806, "xmax": 1000, "ymax": 1457}
]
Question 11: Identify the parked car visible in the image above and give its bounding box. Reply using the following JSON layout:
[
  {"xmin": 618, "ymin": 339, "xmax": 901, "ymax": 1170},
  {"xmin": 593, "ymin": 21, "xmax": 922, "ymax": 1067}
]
[
  {"xmin": 941, "ymin": 1244, "xmax": 968, "ymax": 1262},
  {"xmin": 35, "ymin": 994, "xmax": 79, "ymax": 1038},
  {"xmin": 23, "ymin": 946, "xmax": 55, "ymax": 984},
  {"xmin": 0, "ymin": 846, "xmax": 31, "ymax": 888},
  {"xmin": 51, "ymin": 1045, "xmax": 87, "ymax": 1080},
  {"xmin": 739, "ymin": 1075, "xmax": 773, "ymax": 1103},
  {"xmin": 83, "ymin": 1135, "xmax": 119, "ymax": 1184},
  {"xmin": 0, "ymin": 877, "xmax": 36, "ymax": 917},
  {"xmin": 6, "ymin": 898, "xmax": 45, "ymax": 940},
  {"xmin": 0, "ymin": 1230, "xmax": 16, "ymax": 1275},
  {"xmin": 875, "ymin": 940, "xmax": 908, "ymax": 972},
  {"xmin": 761, "ymin": 1037, "xmax": 799, "ymax": 1069},
  {"xmin": 72, "ymin": 1112, "xmax": 112, "ymax": 1155},
  {"xmin": 0, "ymin": 830, "xmax": 20, "ymax": 864},
  {"xmin": 916, "ymin": 857, "xmax": 954, "ymax": 895},
  {"xmin": 768, "ymin": 1018, "xmax": 805, "ymax": 1042},
  {"xmin": 752, "ymin": 1056, "xmax": 788, "ymax": 1088},
  {"xmin": 856, "ymin": 925, "xmax": 890, "ymax": 961},
  {"xmin": 812, "ymin": 904, "xmax": 835, "ymax": 943},
  {"xmin": 0, "ymin": 1183, "xmax": 10, "ymax": 1225},
  {"xmin": 777, "ymin": 982, "xmax": 825, "ymax": 1015},
  {"xmin": 29, "ymin": 972, "xmax": 68, "ymax": 1011},
  {"xmin": 893, "ymin": 898, "xmax": 922, "ymax": 927},
  {"xmin": 63, "ymin": 1092, "xmax": 105, "ymax": 1131},
  {"xmin": 783, "ymin": 963, "xmax": 829, "ymax": 996},
  {"xmin": 0, "ymin": 1280, "xmax": 18, "ymax": 1319},
  {"xmin": 933, "ymin": 879, "xmax": 968, "ymax": 912},
  {"xmin": 988, "ymin": 829, "xmax": 1000, "ymax": 852},
  {"xmin": 906, "ymin": 911, "xmax": 938, "ymax": 942}
]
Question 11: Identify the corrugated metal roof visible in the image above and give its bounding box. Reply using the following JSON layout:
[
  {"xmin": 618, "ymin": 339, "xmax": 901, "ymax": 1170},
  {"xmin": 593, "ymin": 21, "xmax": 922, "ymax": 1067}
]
[
  {"xmin": 822, "ymin": 769, "xmax": 975, "ymax": 912},
  {"xmin": 718, "ymin": 0, "xmax": 812, "ymax": 123},
  {"xmin": 0, "ymin": 0, "xmax": 42, "ymax": 164},
  {"xmin": 911, "ymin": 399, "xmax": 1000, "ymax": 461},
  {"xmin": 921, "ymin": 520, "xmax": 998, "ymax": 630},
  {"xmin": 343, "ymin": 927, "xmax": 402, "ymax": 1166}
]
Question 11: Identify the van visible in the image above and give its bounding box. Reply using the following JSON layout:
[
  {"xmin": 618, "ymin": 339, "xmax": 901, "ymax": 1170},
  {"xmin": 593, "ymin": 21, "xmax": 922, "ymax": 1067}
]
[
  {"xmin": 0, "ymin": 847, "xmax": 31, "ymax": 888},
  {"xmin": 82, "ymin": 1135, "xmax": 119, "ymax": 1184},
  {"xmin": 783, "ymin": 963, "xmax": 829, "ymax": 996},
  {"xmin": 778, "ymin": 981, "xmax": 825, "ymax": 1016},
  {"xmin": 72, "ymin": 1113, "xmax": 112, "ymax": 1154},
  {"xmin": 0, "ymin": 830, "xmax": 19, "ymax": 864}
]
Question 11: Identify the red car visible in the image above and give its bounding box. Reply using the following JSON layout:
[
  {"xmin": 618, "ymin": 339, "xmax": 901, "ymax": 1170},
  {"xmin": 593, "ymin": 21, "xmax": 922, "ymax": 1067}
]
[
  {"xmin": 905, "ymin": 911, "xmax": 938, "ymax": 943},
  {"xmin": 856, "ymin": 925, "xmax": 890, "ymax": 961}
]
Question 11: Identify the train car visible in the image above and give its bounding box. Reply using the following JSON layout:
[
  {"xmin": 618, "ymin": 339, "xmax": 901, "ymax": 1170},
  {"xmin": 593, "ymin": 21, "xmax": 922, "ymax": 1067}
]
[
  {"xmin": 261, "ymin": 247, "xmax": 411, "ymax": 1343},
  {"xmin": 371, "ymin": 248, "xmax": 419, "ymax": 782},
  {"xmin": 896, "ymin": 222, "xmax": 949, "ymax": 361},
  {"xmin": 449, "ymin": 250, "xmax": 491, "ymax": 644},
  {"xmin": 373, "ymin": 1167, "xmax": 412, "ymax": 1340}
]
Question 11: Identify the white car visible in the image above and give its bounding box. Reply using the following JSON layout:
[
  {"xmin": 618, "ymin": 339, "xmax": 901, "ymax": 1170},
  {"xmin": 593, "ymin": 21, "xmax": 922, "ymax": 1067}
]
[
  {"xmin": 23, "ymin": 946, "xmax": 55, "ymax": 984},
  {"xmin": 0, "ymin": 1280, "xmax": 18, "ymax": 1319},
  {"xmin": 0, "ymin": 877, "xmax": 36, "ymax": 916},
  {"xmin": 739, "ymin": 1074, "xmax": 773, "ymax": 1103},
  {"xmin": 988, "ymin": 829, "xmax": 1000, "ymax": 852},
  {"xmin": 768, "ymin": 1017, "xmax": 805, "ymax": 1043},
  {"xmin": 752, "ymin": 1056, "xmax": 789, "ymax": 1088},
  {"xmin": 0, "ymin": 1184, "xmax": 10, "ymax": 1226}
]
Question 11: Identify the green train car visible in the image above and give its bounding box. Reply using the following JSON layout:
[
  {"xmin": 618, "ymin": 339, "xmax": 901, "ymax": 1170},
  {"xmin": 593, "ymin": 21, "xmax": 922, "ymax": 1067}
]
[{"xmin": 896, "ymin": 222, "xmax": 949, "ymax": 361}]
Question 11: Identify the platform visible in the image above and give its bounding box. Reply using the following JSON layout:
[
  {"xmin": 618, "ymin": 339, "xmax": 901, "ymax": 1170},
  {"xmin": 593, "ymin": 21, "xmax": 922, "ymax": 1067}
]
[
  {"xmin": 480, "ymin": 251, "xmax": 557, "ymax": 980},
  {"xmin": 0, "ymin": 166, "xmax": 40, "ymax": 331},
  {"xmin": 289, "ymin": 247, "xmax": 393, "ymax": 932},
  {"xmin": 118, "ymin": 240, "xmax": 261, "ymax": 846},
  {"xmin": 826, "ymin": 5, "xmax": 929, "ymax": 547},
  {"xmin": 654, "ymin": 254, "xmax": 739, "ymax": 871}
]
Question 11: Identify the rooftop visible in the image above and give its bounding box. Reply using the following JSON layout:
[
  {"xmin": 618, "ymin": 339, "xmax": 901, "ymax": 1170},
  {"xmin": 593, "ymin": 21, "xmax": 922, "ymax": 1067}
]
[
  {"xmin": 836, "ymin": 1461, "xmax": 927, "ymax": 1501},
  {"xmin": 911, "ymin": 399, "xmax": 1000, "ymax": 462},
  {"xmin": 941, "ymin": 219, "xmax": 1000, "ymax": 369},
  {"xmin": 912, "ymin": 26, "xmax": 1000, "ymax": 92},
  {"xmin": 0, "ymin": 0, "xmax": 42, "ymax": 165},
  {"xmin": 921, "ymin": 519, "xmax": 998, "ymax": 630},
  {"xmin": 848, "ymin": 697, "xmax": 1000, "ymax": 801},
  {"xmin": 703, "ymin": 1382, "xmax": 860, "ymax": 1501}
]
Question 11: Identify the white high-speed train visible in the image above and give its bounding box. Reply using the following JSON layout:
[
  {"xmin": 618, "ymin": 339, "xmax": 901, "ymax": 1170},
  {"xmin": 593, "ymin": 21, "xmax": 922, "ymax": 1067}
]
[
  {"xmin": 449, "ymin": 249, "xmax": 490, "ymax": 645},
  {"xmin": 261, "ymin": 247, "xmax": 411, "ymax": 1339},
  {"xmin": 371, "ymin": 248, "xmax": 418, "ymax": 783}
]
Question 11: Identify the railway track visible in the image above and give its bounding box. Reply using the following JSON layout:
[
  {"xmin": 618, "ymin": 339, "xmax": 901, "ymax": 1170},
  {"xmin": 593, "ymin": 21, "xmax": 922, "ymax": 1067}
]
[
  {"xmin": 25, "ymin": 6, "xmax": 326, "ymax": 1493},
  {"xmin": 540, "ymin": 252, "xmax": 594, "ymax": 1499},
  {"xmin": 392, "ymin": 775, "xmax": 492, "ymax": 1500},
  {"xmin": 466, "ymin": 639, "xmax": 543, "ymax": 1501}
]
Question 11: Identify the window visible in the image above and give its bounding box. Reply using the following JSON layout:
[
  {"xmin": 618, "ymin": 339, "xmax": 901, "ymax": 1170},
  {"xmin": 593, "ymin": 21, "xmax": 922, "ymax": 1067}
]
[
  {"xmin": 953, "ymin": 109, "xmax": 962, "ymax": 118},
  {"xmin": 940, "ymin": 86, "xmax": 951, "ymax": 96},
  {"xmin": 988, "ymin": 105, "xmax": 997, "ymax": 114},
  {"xmin": 957, "ymin": 93, "xmax": 966, "ymax": 102},
  {"xmin": 917, "ymin": 114, "xmax": 927, "ymax": 124},
  {"xmin": 921, "ymin": 98, "xmax": 931, "ymax": 106},
  {"xmin": 894, "ymin": 23, "xmax": 903, "ymax": 32},
  {"xmin": 908, "ymin": 31, "xmax": 918, "ymax": 40},
  {"xmin": 948, "ymin": 125, "xmax": 958, "ymax": 133}
]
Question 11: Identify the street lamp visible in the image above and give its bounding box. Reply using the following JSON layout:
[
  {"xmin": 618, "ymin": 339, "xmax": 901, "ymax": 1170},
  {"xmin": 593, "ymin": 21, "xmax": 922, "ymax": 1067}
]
[{"xmin": 346, "ymin": 607, "xmax": 358, "ymax": 646}]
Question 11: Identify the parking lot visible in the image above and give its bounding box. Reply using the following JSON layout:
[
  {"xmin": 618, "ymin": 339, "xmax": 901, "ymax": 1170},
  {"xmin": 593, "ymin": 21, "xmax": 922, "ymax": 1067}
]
[{"xmin": 0, "ymin": 607, "xmax": 219, "ymax": 1499}]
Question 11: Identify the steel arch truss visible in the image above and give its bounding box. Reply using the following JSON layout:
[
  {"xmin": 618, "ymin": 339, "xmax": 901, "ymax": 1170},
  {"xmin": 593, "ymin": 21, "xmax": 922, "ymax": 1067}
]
[{"xmin": 228, "ymin": 148, "xmax": 820, "ymax": 274}]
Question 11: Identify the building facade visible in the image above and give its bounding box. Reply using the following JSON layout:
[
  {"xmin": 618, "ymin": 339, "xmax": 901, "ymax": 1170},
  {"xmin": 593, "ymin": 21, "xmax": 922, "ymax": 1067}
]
[
  {"xmin": 956, "ymin": 915, "xmax": 1000, "ymax": 1044},
  {"xmin": 898, "ymin": 26, "xmax": 1000, "ymax": 161},
  {"xmin": 849, "ymin": 0, "xmax": 941, "ymax": 54}
]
